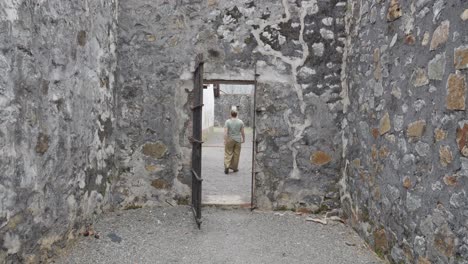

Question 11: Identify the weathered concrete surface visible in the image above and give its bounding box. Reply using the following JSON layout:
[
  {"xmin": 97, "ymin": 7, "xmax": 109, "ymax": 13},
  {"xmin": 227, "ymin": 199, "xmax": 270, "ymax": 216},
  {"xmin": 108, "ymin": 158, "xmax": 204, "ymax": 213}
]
[
  {"xmin": 0, "ymin": 0, "xmax": 119, "ymax": 262},
  {"xmin": 341, "ymin": 0, "xmax": 468, "ymax": 262},
  {"xmin": 116, "ymin": 0, "xmax": 346, "ymax": 213},
  {"xmin": 52, "ymin": 206, "xmax": 384, "ymax": 264},
  {"xmin": 202, "ymin": 127, "xmax": 252, "ymax": 205},
  {"xmin": 214, "ymin": 94, "xmax": 253, "ymax": 127}
]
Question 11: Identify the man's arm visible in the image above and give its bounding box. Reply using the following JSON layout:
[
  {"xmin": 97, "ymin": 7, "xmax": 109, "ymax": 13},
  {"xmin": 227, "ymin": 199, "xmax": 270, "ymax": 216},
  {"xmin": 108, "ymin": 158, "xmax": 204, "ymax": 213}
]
[{"xmin": 241, "ymin": 126, "xmax": 245, "ymax": 143}]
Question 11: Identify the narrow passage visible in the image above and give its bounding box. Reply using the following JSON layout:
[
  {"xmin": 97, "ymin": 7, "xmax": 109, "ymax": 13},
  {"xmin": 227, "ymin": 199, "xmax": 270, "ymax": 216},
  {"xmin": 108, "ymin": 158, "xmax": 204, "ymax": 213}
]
[{"xmin": 202, "ymin": 127, "xmax": 253, "ymax": 205}]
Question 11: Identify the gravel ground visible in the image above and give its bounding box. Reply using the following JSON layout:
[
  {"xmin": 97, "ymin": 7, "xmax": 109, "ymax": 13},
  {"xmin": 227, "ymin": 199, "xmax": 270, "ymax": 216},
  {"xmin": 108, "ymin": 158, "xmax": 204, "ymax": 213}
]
[{"xmin": 53, "ymin": 206, "xmax": 383, "ymax": 264}]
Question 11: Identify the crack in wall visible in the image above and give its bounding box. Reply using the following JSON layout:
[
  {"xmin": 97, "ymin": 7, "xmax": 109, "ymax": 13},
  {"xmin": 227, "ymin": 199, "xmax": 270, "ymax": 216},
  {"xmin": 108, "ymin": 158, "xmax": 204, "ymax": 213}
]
[
  {"xmin": 251, "ymin": 0, "xmax": 317, "ymax": 180},
  {"xmin": 284, "ymin": 109, "xmax": 312, "ymax": 179}
]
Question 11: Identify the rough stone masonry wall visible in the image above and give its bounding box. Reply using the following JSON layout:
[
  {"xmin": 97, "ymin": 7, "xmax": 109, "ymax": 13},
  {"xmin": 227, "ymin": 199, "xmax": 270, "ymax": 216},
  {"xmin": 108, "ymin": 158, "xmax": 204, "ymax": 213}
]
[
  {"xmin": 214, "ymin": 94, "xmax": 253, "ymax": 127},
  {"xmin": 0, "ymin": 0, "xmax": 118, "ymax": 262},
  {"xmin": 341, "ymin": 0, "xmax": 468, "ymax": 262},
  {"xmin": 116, "ymin": 0, "xmax": 346, "ymax": 211}
]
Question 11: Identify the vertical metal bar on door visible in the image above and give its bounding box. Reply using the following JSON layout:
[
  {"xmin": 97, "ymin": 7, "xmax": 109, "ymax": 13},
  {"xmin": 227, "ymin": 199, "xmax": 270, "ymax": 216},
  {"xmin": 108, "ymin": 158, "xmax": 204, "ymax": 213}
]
[
  {"xmin": 251, "ymin": 64, "xmax": 258, "ymax": 211},
  {"xmin": 191, "ymin": 54, "xmax": 204, "ymax": 228}
]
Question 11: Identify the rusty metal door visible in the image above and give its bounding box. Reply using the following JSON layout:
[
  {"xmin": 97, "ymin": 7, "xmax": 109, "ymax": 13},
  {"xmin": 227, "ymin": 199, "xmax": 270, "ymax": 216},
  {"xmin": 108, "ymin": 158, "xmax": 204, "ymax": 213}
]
[{"xmin": 191, "ymin": 54, "xmax": 204, "ymax": 228}]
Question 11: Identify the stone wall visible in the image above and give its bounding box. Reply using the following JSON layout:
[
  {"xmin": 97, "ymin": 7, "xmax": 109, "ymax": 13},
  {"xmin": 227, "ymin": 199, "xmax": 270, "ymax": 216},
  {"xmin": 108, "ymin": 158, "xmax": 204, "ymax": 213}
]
[
  {"xmin": 116, "ymin": 0, "xmax": 346, "ymax": 211},
  {"xmin": 214, "ymin": 94, "xmax": 253, "ymax": 127},
  {"xmin": 0, "ymin": 0, "xmax": 118, "ymax": 262},
  {"xmin": 341, "ymin": 0, "xmax": 468, "ymax": 262},
  {"xmin": 254, "ymin": 0, "xmax": 346, "ymax": 211}
]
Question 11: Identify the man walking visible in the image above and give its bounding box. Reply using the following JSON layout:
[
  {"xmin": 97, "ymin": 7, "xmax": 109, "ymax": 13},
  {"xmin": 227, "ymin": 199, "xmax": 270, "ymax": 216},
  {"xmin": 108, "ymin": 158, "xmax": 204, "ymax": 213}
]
[{"xmin": 224, "ymin": 109, "xmax": 245, "ymax": 174}]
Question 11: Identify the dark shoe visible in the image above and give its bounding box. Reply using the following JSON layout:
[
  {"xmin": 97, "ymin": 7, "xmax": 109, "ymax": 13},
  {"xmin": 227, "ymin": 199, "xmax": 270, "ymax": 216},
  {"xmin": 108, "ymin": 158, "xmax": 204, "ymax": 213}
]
[
  {"xmin": 224, "ymin": 168, "xmax": 229, "ymax": 174},
  {"xmin": 233, "ymin": 169, "xmax": 239, "ymax": 172}
]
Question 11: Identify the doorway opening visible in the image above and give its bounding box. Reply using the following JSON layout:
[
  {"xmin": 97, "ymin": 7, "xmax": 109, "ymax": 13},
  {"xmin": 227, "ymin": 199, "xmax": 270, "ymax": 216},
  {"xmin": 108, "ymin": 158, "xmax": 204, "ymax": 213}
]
[{"xmin": 201, "ymin": 80, "xmax": 256, "ymax": 206}]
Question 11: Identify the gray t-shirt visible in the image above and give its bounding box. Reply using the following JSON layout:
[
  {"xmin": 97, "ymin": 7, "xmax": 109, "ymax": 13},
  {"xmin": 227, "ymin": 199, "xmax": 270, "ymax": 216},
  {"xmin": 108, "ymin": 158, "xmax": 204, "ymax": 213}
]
[{"xmin": 225, "ymin": 118, "xmax": 244, "ymax": 143}]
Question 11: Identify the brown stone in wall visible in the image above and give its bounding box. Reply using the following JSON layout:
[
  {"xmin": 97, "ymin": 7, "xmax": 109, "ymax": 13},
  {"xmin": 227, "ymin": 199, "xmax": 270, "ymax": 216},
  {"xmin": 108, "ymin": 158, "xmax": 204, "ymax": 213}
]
[
  {"xmin": 373, "ymin": 228, "xmax": 389, "ymax": 253},
  {"xmin": 421, "ymin": 32, "xmax": 430, "ymax": 46},
  {"xmin": 456, "ymin": 123, "xmax": 468, "ymax": 156},
  {"xmin": 439, "ymin": 145, "xmax": 453, "ymax": 167},
  {"xmin": 173, "ymin": 16, "xmax": 185, "ymax": 30},
  {"xmin": 296, "ymin": 207, "xmax": 313, "ymax": 214},
  {"xmin": 352, "ymin": 159, "xmax": 361, "ymax": 168},
  {"xmin": 418, "ymin": 256, "xmax": 432, "ymax": 264},
  {"xmin": 379, "ymin": 146, "xmax": 390, "ymax": 158},
  {"xmin": 407, "ymin": 120, "xmax": 426, "ymax": 138},
  {"xmin": 373, "ymin": 48, "xmax": 379, "ymax": 63},
  {"xmin": 146, "ymin": 35, "xmax": 156, "ymax": 42},
  {"xmin": 372, "ymin": 128, "xmax": 379, "ymax": 139},
  {"xmin": 430, "ymin": 20, "xmax": 450, "ymax": 51},
  {"xmin": 311, "ymin": 151, "xmax": 332, "ymax": 166},
  {"xmin": 454, "ymin": 46, "xmax": 468, "ymax": 70},
  {"xmin": 402, "ymin": 241, "xmax": 415, "ymax": 263},
  {"xmin": 35, "ymin": 133, "xmax": 49, "ymax": 155},
  {"xmin": 434, "ymin": 128, "xmax": 447, "ymax": 142},
  {"xmin": 142, "ymin": 142, "xmax": 167, "ymax": 159},
  {"xmin": 151, "ymin": 179, "xmax": 169, "ymax": 189},
  {"xmin": 372, "ymin": 186, "xmax": 381, "ymax": 200},
  {"xmin": 278, "ymin": 192, "xmax": 290, "ymax": 203},
  {"xmin": 145, "ymin": 164, "xmax": 158, "ymax": 172},
  {"xmin": 434, "ymin": 224, "xmax": 455, "ymax": 257},
  {"xmin": 207, "ymin": 0, "xmax": 218, "ymax": 6},
  {"xmin": 446, "ymin": 73, "xmax": 466, "ymax": 110},
  {"xmin": 443, "ymin": 175, "xmax": 458, "ymax": 186},
  {"xmin": 7, "ymin": 214, "xmax": 23, "ymax": 230},
  {"xmin": 403, "ymin": 176, "xmax": 412, "ymax": 189},
  {"xmin": 371, "ymin": 145, "xmax": 378, "ymax": 160},
  {"xmin": 379, "ymin": 112, "xmax": 391, "ymax": 135},
  {"xmin": 359, "ymin": 171, "xmax": 369, "ymax": 183},
  {"xmin": 77, "ymin": 30, "xmax": 87, "ymax": 46},
  {"xmin": 461, "ymin": 9, "xmax": 468, "ymax": 21},
  {"xmin": 374, "ymin": 62, "xmax": 382, "ymax": 80},
  {"xmin": 411, "ymin": 68, "xmax": 429, "ymax": 87},
  {"xmin": 404, "ymin": 34, "xmax": 415, "ymax": 45},
  {"xmin": 167, "ymin": 36, "xmax": 180, "ymax": 47},
  {"xmin": 387, "ymin": 0, "xmax": 402, "ymax": 22}
]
